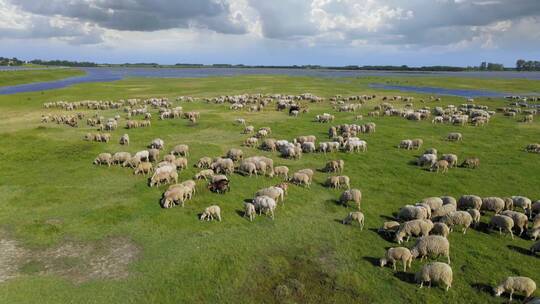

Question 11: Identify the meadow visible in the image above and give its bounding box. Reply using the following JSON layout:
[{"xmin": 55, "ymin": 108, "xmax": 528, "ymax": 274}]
[
  {"xmin": 0, "ymin": 72, "xmax": 538, "ymax": 303},
  {"xmin": 0, "ymin": 68, "xmax": 84, "ymax": 87}
]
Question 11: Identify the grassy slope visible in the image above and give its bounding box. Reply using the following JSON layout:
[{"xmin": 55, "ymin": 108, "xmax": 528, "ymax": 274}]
[
  {"xmin": 0, "ymin": 75, "xmax": 538, "ymax": 304},
  {"xmin": 0, "ymin": 68, "xmax": 85, "ymax": 87}
]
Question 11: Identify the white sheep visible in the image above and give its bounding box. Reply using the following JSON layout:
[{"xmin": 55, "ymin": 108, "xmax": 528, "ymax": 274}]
[
  {"xmin": 494, "ymin": 276, "xmax": 536, "ymax": 301},
  {"xmin": 490, "ymin": 214, "xmax": 515, "ymax": 239},
  {"xmin": 395, "ymin": 219, "xmax": 433, "ymax": 244},
  {"xmin": 481, "ymin": 197, "xmax": 505, "ymax": 214},
  {"xmin": 431, "ymin": 222, "xmax": 450, "ymax": 238},
  {"xmin": 458, "ymin": 195, "xmax": 482, "ymax": 210},
  {"xmin": 411, "ymin": 235, "xmax": 451, "ymax": 264},
  {"xmin": 244, "ymin": 202, "xmax": 256, "ymax": 221},
  {"xmin": 501, "ymin": 210, "xmax": 528, "ymax": 236},
  {"xmin": 440, "ymin": 196, "xmax": 457, "ymax": 206},
  {"xmin": 342, "ymin": 211, "xmax": 364, "ymax": 230},
  {"xmin": 467, "ymin": 208, "xmax": 481, "ymax": 228},
  {"xmin": 416, "ymin": 262, "xmax": 453, "ymax": 291},
  {"xmin": 253, "ymin": 195, "xmax": 277, "ymax": 219},
  {"xmin": 440, "ymin": 211, "xmax": 473, "ymax": 234},
  {"xmin": 379, "ymin": 247, "xmax": 413, "ymax": 272},
  {"xmin": 200, "ymin": 205, "xmax": 222, "ymax": 221},
  {"xmin": 512, "ymin": 196, "xmax": 533, "ymax": 217},
  {"xmin": 419, "ymin": 197, "xmax": 444, "ymax": 211}
]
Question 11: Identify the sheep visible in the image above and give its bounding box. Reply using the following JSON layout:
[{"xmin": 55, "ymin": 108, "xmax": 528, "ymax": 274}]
[
  {"xmin": 399, "ymin": 139, "xmax": 413, "ymax": 150},
  {"xmin": 253, "ymin": 195, "xmax": 277, "ymax": 219},
  {"xmin": 342, "ymin": 211, "xmax": 364, "ymax": 229},
  {"xmin": 467, "ymin": 209, "xmax": 481, "ymax": 227},
  {"xmin": 533, "ymin": 214, "xmax": 540, "ymax": 229},
  {"xmin": 171, "ymin": 144, "xmax": 189, "ymax": 156},
  {"xmin": 244, "ymin": 137, "xmax": 258, "ymax": 147},
  {"xmin": 112, "ymin": 152, "xmax": 131, "ymax": 165},
  {"xmin": 415, "ymin": 262, "xmax": 453, "ymax": 291},
  {"xmin": 194, "ymin": 169, "xmax": 214, "ymax": 180},
  {"xmin": 238, "ymin": 161, "xmax": 257, "ymax": 177},
  {"xmin": 211, "ymin": 158, "xmax": 234, "ymax": 175},
  {"xmin": 417, "ymin": 153, "xmax": 437, "ymax": 167},
  {"xmin": 148, "ymin": 148, "xmax": 160, "ymax": 162},
  {"xmin": 420, "ymin": 197, "xmax": 444, "ymax": 211},
  {"xmin": 460, "ymin": 157, "xmax": 480, "ymax": 169},
  {"xmin": 431, "ymin": 160, "xmax": 449, "ymax": 173},
  {"xmin": 458, "ymin": 195, "xmax": 482, "ymax": 210},
  {"xmin": 173, "ymin": 157, "xmax": 188, "ymax": 170},
  {"xmin": 244, "ymin": 202, "xmax": 256, "ymax": 221},
  {"xmin": 273, "ymin": 166, "xmax": 289, "ymax": 180},
  {"xmin": 200, "ymin": 205, "xmax": 222, "ymax": 221},
  {"xmin": 196, "ymin": 157, "xmax": 213, "ymax": 169},
  {"xmin": 441, "ymin": 196, "xmax": 457, "ymax": 206},
  {"xmin": 398, "ymin": 205, "xmax": 429, "ymax": 221},
  {"xmin": 504, "ymin": 197, "xmax": 514, "ymax": 211},
  {"xmin": 412, "ymin": 138, "xmax": 423, "ymax": 150},
  {"xmin": 243, "ymin": 125, "xmax": 254, "ymax": 134},
  {"xmin": 379, "ymin": 247, "xmax": 413, "ymax": 272},
  {"xmin": 119, "ymin": 134, "xmax": 129, "ymax": 145},
  {"xmin": 430, "ymin": 222, "xmax": 450, "ymax": 238},
  {"xmin": 529, "ymin": 228, "xmax": 540, "ymax": 241},
  {"xmin": 424, "ymin": 148, "xmax": 438, "ymax": 155},
  {"xmin": 149, "ymin": 170, "xmax": 178, "ymax": 187},
  {"xmin": 440, "ymin": 211, "xmax": 473, "ymax": 234},
  {"xmin": 490, "ymin": 215, "xmax": 515, "ymax": 239},
  {"xmin": 512, "ymin": 196, "xmax": 533, "ymax": 217},
  {"xmin": 135, "ymin": 150, "xmax": 150, "ymax": 162},
  {"xmin": 339, "ymin": 189, "xmax": 362, "ymax": 210},
  {"xmin": 501, "ymin": 210, "xmax": 528, "ymax": 236},
  {"xmin": 532, "ymin": 201, "xmax": 540, "ymax": 217},
  {"xmin": 481, "ymin": 197, "xmax": 505, "ymax": 214},
  {"xmin": 255, "ymin": 187, "xmax": 284, "ymax": 205},
  {"xmin": 93, "ymin": 153, "xmax": 112, "ymax": 167},
  {"xmin": 134, "ymin": 162, "xmax": 153, "ymax": 175},
  {"xmin": 150, "ymin": 138, "xmax": 164, "ymax": 150},
  {"xmin": 163, "ymin": 154, "xmax": 176, "ymax": 163},
  {"xmin": 395, "ymin": 219, "xmax": 433, "ymax": 244},
  {"xmin": 325, "ymin": 176, "xmax": 340, "ymax": 188},
  {"xmin": 290, "ymin": 172, "xmax": 310, "ymax": 187},
  {"xmin": 447, "ymin": 132, "xmax": 462, "ymax": 141},
  {"xmin": 441, "ymin": 154, "xmax": 458, "ymax": 168},
  {"xmin": 411, "ymin": 235, "xmax": 451, "ymax": 264},
  {"xmin": 226, "ymin": 148, "xmax": 243, "ymax": 162},
  {"xmin": 531, "ymin": 241, "xmax": 540, "ymax": 255},
  {"xmin": 432, "ymin": 204, "xmax": 456, "ymax": 220},
  {"xmin": 336, "ymin": 175, "xmax": 350, "ymax": 189},
  {"xmin": 297, "ymin": 169, "xmax": 314, "ymax": 182},
  {"xmin": 494, "ymin": 276, "xmax": 537, "ymax": 301},
  {"xmin": 211, "ymin": 175, "xmax": 228, "ymax": 183},
  {"xmin": 161, "ymin": 186, "xmax": 187, "ymax": 208},
  {"xmin": 301, "ymin": 142, "xmax": 316, "ymax": 153},
  {"xmin": 379, "ymin": 221, "xmax": 400, "ymax": 237}
]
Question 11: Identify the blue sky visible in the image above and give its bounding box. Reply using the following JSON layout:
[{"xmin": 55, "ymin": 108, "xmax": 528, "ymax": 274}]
[{"xmin": 1, "ymin": 0, "xmax": 539, "ymax": 67}]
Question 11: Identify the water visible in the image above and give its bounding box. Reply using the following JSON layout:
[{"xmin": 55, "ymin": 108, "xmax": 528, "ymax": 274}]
[
  {"xmin": 1, "ymin": 67, "xmax": 540, "ymax": 96},
  {"xmin": 368, "ymin": 83, "xmax": 513, "ymax": 98}
]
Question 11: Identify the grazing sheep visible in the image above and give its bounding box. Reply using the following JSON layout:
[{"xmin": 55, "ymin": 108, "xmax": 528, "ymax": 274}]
[
  {"xmin": 398, "ymin": 205, "xmax": 429, "ymax": 221},
  {"xmin": 171, "ymin": 144, "xmax": 189, "ymax": 157},
  {"xmin": 173, "ymin": 157, "xmax": 188, "ymax": 170},
  {"xmin": 161, "ymin": 186, "xmax": 187, "ymax": 208},
  {"xmin": 379, "ymin": 221, "xmax": 400, "ymax": 237},
  {"xmin": 149, "ymin": 171, "xmax": 178, "ymax": 187},
  {"xmin": 253, "ymin": 195, "xmax": 277, "ymax": 219},
  {"xmin": 211, "ymin": 158, "xmax": 235, "ymax": 175},
  {"xmin": 112, "ymin": 152, "xmax": 131, "ymax": 165},
  {"xmin": 243, "ymin": 125, "xmax": 254, "ymax": 134},
  {"xmin": 380, "ymin": 247, "xmax": 413, "ymax": 272},
  {"xmin": 256, "ymin": 187, "xmax": 284, "ymax": 204},
  {"xmin": 134, "ymin": 162, "xmax": 153, "ymax": 175},
  {"xmin": 339, "ymin": 189, "xmax": 362, "ymax": 210},
  {"xmin": 417, "ymin": 153, "xmax": 437, "ymax": 167},
  {"xmin": 290, "ymin": 172, "xmax": 311, "ymax": 188},
  {"xmin": 441, "ymin": 196, "xmax": 457, "ymax": 206},
  {"xmin": 494, "ymin": 276, "xmax": 536, "ymax": 301},
  {"xmin": 504, "ymin": 197, "xmax": 514, "ymax": 211},
  {"xmin": 460, "ymin": 157, "xmax": 480, "ymax": 169},
  {"xmin": 531, "ymin": 241, "xmax": 540, "ymax": 255},
  {"xmin": 399, "ymin": 139, "xmax": 413, "ymax": 150},
  {"xmin": 297, "ymin": 169, "xmax": 314, "ymax": 182},
  {"xmin": 412, "ymin": 138, "xmax": 423, "ymax": 150},
  {"xmin": 512, "ymin": 196, "xmax": 533, "ymax": 217},
  {"xmin": 416, "ymin": 262, "xmax": 453, "ymax": 291},
  {"xmin": 148, "ymin": 148, "xmax": 160, "ymax": 162},
  {"xmin": 501, "ymin": 210, "xmax": 528, "ymax": 236},
  {"xmin": 196, "ymin": 157, "xmax": 213, "ymax": 169},
  {"xmin": 458, "ymin": 195, "xmax": 482, "ymax": 210},
  {"xmin": 273, "ymin": 166, "xmax": 289, "ymax": 180},
  {"xmin": 93, "ymin": 153, "xmax": 112, "ymax": 167},
  {"xmin": 431, "ymin": 222, "xmax": 450, "ymax": 238},
  {"xmin": 490, "ymin": 215, "xmax": 515, "ymax": 239},
  {"xmin": 432, "ymin": 204, "xmax": 457, "ymax": 220},
  {"xmin": 395, "ymin": 219, "xmax": 434, "ymax": 244},
  {"xmin": 208, "ymin": 179, "xmax": 230, "ymax": 193},
  {"xmin": 163, "ymin": 154, "xmax": 176, "ymax": 163},
  {"xmin": 467, "ymin": 209, "xmax": 481, "ymax": 227},
  {"xmin": 135, "ymin": 150, "xmax": 150, "ymax": 162},
  {"xmin": 441, "ymin": 154, "xmax": 458, "ymax": 168},
  {"xmin": 244, "ymin": 137, "xmax": 258, "ymax": 147},
  {"xmin": 200, "ymin": 205, "xmax": 222, "ymax": 221},
  {"xmin": 411, "ymin": 235, "xmax": 451, "ymax": 264},
  {"xmin": 528, "ymin": 228, "xmax": 540, "ymax": 241},
  {"xmin": 447, "ymin": 132, "xmax": 462, "ymax": 141},
  {"xmin": 238, "ymin": 161, "xmax": 258, "ymax": 177},
  {"xmin": 533, "ymin": 214, "xmax": 540, "ymax": 229},
  {"xmin": 244, "ymin": 202, "xmax": 256, "ymax": 221},
  {"xmin": 424, "ymin": 148, "xmax": 438, "ymax": 155},
  {"xmin": 420, "ymin": 197, "xmax": 444, "ymax": 211},
  {"xmin": 481, "ymin": 197, "xmax": 505, "ymax": 214},
  {"xmin": 194, "ymin": 169, "xmax": 214, "ymax": 180},
  {"xmin": 440, "ymin": 211, "xmax": 473, "ymax": 234},
  {"xmin": 431, "ymin": 160, "xmax": 449, "ymax": 173},
  {"xmin": 226, "ymin": 148, "xmax": 243, "ymax": 162},
  {"xmin": 119, "ymin": 134, "xmax": 129, "ymax": 145},
  {"xmin": 532, "ymin": 201, "xmax": 540, "ymax": 217},
  {"xmin": 342, "ymin": 211, "xmax": 364, "ymax": 229},
  {"xmin": 150, "ymin": 138, "xmax": 164, "ymax": 150}
]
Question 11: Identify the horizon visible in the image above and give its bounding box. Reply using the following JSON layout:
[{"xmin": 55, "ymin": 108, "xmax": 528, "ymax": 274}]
[{"xmin": 1, "ymin": 0, "xmax": 539, "ymax": 67}]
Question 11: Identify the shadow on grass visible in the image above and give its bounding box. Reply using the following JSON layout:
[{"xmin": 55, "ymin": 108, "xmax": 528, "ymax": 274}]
[
  {"xmin": 470, "ymin": 283, "xmax": 492, "ymax": 296},
  {"xmin": 379, "ymin": 214, "xmax": 396, "ymax": 221},
  {"xmin": 369, "ymin": 228, "xmax": 395, "ymax": 242},
  {"xmin": 393, "ymin": 271, "xmax": 416, "ymax": 284},
  {"xmin": 362, "ymin": 256, "xmax": 380, "ymax": 267},
  {"xmin": 507, "ymin": 245, "xmax": 532, "ymax": 256}
]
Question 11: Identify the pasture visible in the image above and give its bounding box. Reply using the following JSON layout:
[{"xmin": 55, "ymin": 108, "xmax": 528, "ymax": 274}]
[{"xmin": 0, "ymin": 73, "xmax": 538, "ymax": 303}]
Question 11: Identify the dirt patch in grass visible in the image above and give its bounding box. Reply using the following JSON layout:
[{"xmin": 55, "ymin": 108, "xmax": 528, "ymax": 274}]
[{"xmin": 0, "ymin": 235, "xmax": 140, "ymax": 284}]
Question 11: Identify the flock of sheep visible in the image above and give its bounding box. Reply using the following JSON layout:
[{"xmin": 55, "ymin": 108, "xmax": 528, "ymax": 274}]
[{"xmin": 42, "ymin": 91, "xmax": 539, "ymax": 301}]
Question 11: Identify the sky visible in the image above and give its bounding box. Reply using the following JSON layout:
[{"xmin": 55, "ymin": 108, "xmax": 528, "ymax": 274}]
[{"xmin": 0, "ymin": 0, "xmax": 539, "ymax": 67}]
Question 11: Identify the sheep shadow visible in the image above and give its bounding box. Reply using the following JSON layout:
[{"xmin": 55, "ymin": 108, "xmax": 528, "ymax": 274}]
[
  {"xmin": 369, "ymin": 228, "xmax": 395, "ymax": 242},
  {"xmin": 470, "ymin": 283, "xmax": 492, "ymax": 296},
  {"xmin": 362, "ymin": 256, "xmax": 380, "ymax": 267},
  {"xmin": 379, "ymin": 215, "xmax": 396, "ymax": 221},
  {"xmin": 235, "ymin": 209, "xmax": 246, "ymax": 218},
  {"xmin": 393, "ymin": 271, "xmax": 416, "ymax": 284},
  {"xmin": 507, "ymin": 245, "xmax": 532, "ymax": 256}
]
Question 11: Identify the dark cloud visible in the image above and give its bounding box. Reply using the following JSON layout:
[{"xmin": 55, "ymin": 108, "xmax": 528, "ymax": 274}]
[{"xmin": 7, "ymin": 0, "xmax": 248, "ymax": 34}]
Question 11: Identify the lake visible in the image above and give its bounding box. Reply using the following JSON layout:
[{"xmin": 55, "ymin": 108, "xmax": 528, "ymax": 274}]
[{"xmin": 1, "ymin": 67, "xmax": 540, "ymax": 96}]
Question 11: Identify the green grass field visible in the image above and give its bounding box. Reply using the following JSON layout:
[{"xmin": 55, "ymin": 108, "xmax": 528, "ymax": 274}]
[
  {"xmin": 0, "ymin": 68, "xmax": 85, "ymax": 87},
  {"xmin": 0, "ymin": 73, "xmax": 538, "ymax": 303}
]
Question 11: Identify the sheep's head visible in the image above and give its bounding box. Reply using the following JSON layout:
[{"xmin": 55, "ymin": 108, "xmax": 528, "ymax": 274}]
[
  {"xmin": 379, "ymin": 258, "xmax": 387, "ymax": 268},
  {"xmin": 410, "ymin": 248, "xmax": 419, "ymax": 259},
  {"xmin": 200, "ymin": 213, "xmax": 208, "ymax": 221},
  {"xmin": 493, "ymin": 286, "xmax": 504, "ymax": 297}
]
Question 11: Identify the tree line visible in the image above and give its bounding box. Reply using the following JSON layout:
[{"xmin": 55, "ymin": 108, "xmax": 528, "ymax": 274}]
[{"xmin": 516, "ymin": 59, "xmax": 540, "ymax": 71}]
